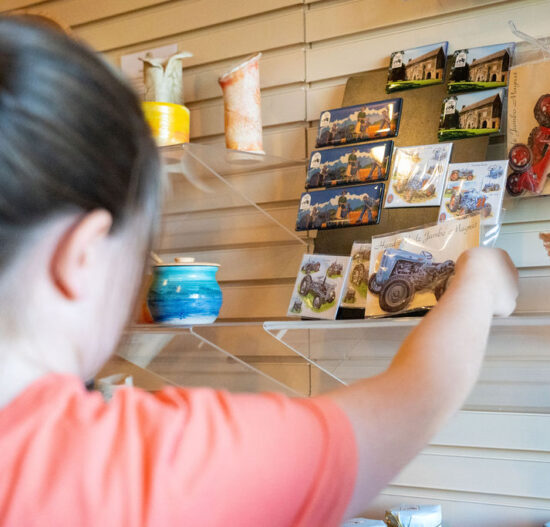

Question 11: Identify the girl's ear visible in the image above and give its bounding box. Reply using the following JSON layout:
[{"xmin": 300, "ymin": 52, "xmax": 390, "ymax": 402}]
[{"xmin": 50, "ymin": 210, "xmax": 113, "ymax": 300}]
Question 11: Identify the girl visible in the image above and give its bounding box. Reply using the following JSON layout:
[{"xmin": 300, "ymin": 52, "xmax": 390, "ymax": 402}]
[{"xmin": 0, "ymin": 16, "xmax": 518, "ymax": 527}]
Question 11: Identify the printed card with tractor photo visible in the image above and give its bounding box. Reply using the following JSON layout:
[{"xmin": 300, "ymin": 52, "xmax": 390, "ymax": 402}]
[
  {"xmin": 439, "ymin": 160, "xmax": 508, "ymax": 226},
  {"xmin": 341, "ymin": 242, "xmax": 372, "ymax": 310},
  {"xmin": 365, "ymin": 215, "xmax": 480, "ymax": 317},
  {"xmin": 296, "ymin": 184, "xmax": 384, "ymax": 231},
  {"xmin": 386, "ymin": 42, "xmax": 448, "ymax": 93},
  {"xmin": 384, "ymin": 143, "xmax": 453, "ymax": 208},
  {"xmin": 288, "ymin": 254, "xmax": 351, "ymax": 320},
  {"xmin": 306, "ymin": 141, "xmax": 392, "ymax": 190},
  {"xmin": 439, "ymin": 88, "xmax": 505, "ymax": 141},
  {"xmin": 448, "ymin": 43, "xmax": 515, "ymax": 94}
]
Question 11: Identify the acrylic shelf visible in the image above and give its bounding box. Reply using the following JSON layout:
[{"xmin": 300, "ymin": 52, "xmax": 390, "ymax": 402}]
[
  {"xmin": 263, "ymin": 314, "xmax": 550, "ymax": 413},
  {"xmin": 263, "ymin": 313, "xmax": 550, "ymax": 332},
  {"xmin": 120, "ymin": 314, "xmax": 550, "ymax": 411},
  {"xmin": 120, "ymin": 322, "xmax": 306, "ymax": 397},
  {"xmin": 158, "ymin": 142, "xmax": 308, "ymax": 249}
]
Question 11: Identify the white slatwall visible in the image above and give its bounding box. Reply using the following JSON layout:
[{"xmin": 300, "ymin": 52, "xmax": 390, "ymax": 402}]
[{"xmin": 8, "ymin": 1, "xmax": 550, "ymax": 524}]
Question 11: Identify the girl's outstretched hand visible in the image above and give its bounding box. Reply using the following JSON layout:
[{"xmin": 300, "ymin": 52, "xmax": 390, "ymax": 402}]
[{"xmin": 452, "ymin": 248, "xmax": 519, "ymax": 317}]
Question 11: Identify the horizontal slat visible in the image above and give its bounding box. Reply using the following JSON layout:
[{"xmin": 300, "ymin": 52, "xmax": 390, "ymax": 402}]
[
  {"xmin": 515, "ymin": 271, "xmax": 550, "ymax": 313},
  {"xmin": 306, "ymin": 78, "xmax": 346, "ymax": 121},
  {"xmin": 159, "ymin": 243, "xmax": 306, "ymax": 282},
  {"xmin": 123, "ymin": 333, "xmax": 302, "ymax": 393},
  {"xmin": 497, "ymin": 224, "xmax": 550, "ymax": 268},
  {"xmin": 23, "ymin": 0, "xmax": 167, "ymax": 27},
  {"xmin": 394, "ymin": 450, "xmax": 550, "ymax": 499},
  {"xmin": 306, "ymin": 125, "xmax": 319, "ymax": 156},
  {"xmin": 306, "ymin": 0, "xmax": 550, "ymax": 82},
  {"xmin": 158, "ymin": 204, "xmax": 303, "ymax": 250},
  {"xmin": 322, "ymin": 356, "xmax": 550, "ymax": 412},
  {"xmin": 164, "ymin": 165, "xmax": 306, "ymax": 214},
  {"xmin": 105, "ymin": 7, "xmax": 304, "ymax": 68},
  {"xmin": 194, "ymin": 324, "xmax": 303, "ymax": 358},
  {"xmin": 305, "ymin": 0, "xmax": 513, "ymax": 42},
  {"xmin": 0, "ymin": 0, "xmax": 44, "ymax": 10},
  {"xmin": 502, "ymin": 195, "xmax": 550, "ymax": 224},
  {"xmin": 188, "ymin": 85, "xmax": 306, "ymax": 138},
  {"xmin": 75, "ymin": 1, "xmax": 301, "ymax": 53},
  {"xmin": 218, "ymin": 282, "xmax": 294, "ymax": 319},
  {"xmin": 434, "ymin": 411, "xmax": 550, "ymax": 452},
  {"xmin": 197, "ymin": 123, "xmax": 307, "ymax": 160},
  {"xmin": 182, "ymin": 46, "xmax": 305, "ymax": 104}
]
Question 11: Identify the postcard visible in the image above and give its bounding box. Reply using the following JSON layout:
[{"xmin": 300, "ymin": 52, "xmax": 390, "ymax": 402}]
[
  {"xmin": 439, "ymin": 161, "xmax": 508, "ymax": 226},
  {"xmin": 386, "ymin": 42, "xmax": 448, "ymax": 93},
  {"xmin": 316, "ymin": 99, "xmax": 402, "ymax": 148},
  {"xmin": 384, "ymin": 143, "xmax": 453, "ymax": 208},
  {"xmin": 296, "ymin": 184, "xmax": 384, "ymax": 231},
  {"xmin": 448, "ymin": 43, "xmax": 515, "ymax": 93},
  {"xmin": 341, "ymin": 242, "xmax": 372, "ymax": 310},
  {"xmin": 288, "ymin": 254, "xmax": 351, "ymax": 320},
  {"xmin": 365, "ymin": 215, "xmax": 480, "ymax": 317},
  {"xmin": 439, "ymin": 88, "xmax": 505, "ymax": 141},
  {"xmin": 306, "ymin": 141, "xmax": 392, "ymax": 189}
]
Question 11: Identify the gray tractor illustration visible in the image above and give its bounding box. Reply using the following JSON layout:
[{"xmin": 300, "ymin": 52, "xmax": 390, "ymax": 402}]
[
  {"xmin": 327, "ymin": 261, "xmax": 344, "ymax": 277},
  {"xmin": 301, "ymin": 259, "xmax": 321, "ymax": 274},
  {"xmin": 299, "ymin": 274, "xmax": 337, "ymax": 310},
  {"xmin": 486, "ymin": 164, "xmax": 504, "ymax": 179},
  {"xmin": 368, "ymin": 248, "xmax": 455, "ymax": 313},
  {"xmin": 350, "ymin": 249, "xmax": 371, "ymax": 287},
  {"xmin": 482, "ymin": 182, "xmax": 500, "ymax": 192},
  {"xmin": 343, "ymin": 289, "xmax": 356, "ymax": 304},
  {"xmin": 291, "ymin": 299, "xmax": 302, "ymax": 313},
  {"xmin": 448, "ymin": 188, "xmax": 492, "ymax": 217},
  {"xmin": 449, "ymin": 168, "xmax": 474, "ymax": 181},
  {"xmin": 394, "ymin": 169, "xmax": 436, "ymax": 201}
]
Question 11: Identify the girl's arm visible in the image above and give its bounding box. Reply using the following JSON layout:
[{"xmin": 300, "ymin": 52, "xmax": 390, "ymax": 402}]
[{"xmin": 324, "ymin": 248, "xmax": 519, "ymax": 518}]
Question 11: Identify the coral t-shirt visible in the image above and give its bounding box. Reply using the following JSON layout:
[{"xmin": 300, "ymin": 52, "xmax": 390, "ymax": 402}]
[{"xmin": 0, "ymin": 374, "xmax": 357, "ymax": 527}]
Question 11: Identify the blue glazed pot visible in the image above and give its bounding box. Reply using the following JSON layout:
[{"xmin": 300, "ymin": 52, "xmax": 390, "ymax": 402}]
[{"xmin": 147, "ymin": 260, "xmax": 222, "ymax": 325}]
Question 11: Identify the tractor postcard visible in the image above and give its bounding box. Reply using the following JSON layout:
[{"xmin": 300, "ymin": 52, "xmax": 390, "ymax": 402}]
[
  {"xmin": 386, "ymin": 41, "xmax": 448, "ymax": 93},
  {"xmin": 306, "ymin": 141, "xmax": 392, "ymax": 190},
  {"xmin": 384, "ymin": 143, "xmax": 452, "ymax": 208},
  {"xmin": 288, "ymin": 254, "xmax": 351, "ymax": 320},
  {"xmin": 341, "ymin": 242, "xmax": 372, "ymax": 310},
  {"xmin": 296, "ymin": 184, "xmax": 384, "ymax": 231},
  {"xmin": 439, "ymin": 88, "xmax": 505, "ymax": 141},
  {"xmin": 316, "ymin": 98, "xmax": 402, "ymax": 148},
  {"xmin": 365, "ymin": 214, "xmax": 480, "ymax": 317},
  {"xmin": 439, "ymin": 160, "xmax": 508, "ymax": 226},
  {"xmin": 448, "ymin": 43, "xmax": 515, "ymax": 94}
]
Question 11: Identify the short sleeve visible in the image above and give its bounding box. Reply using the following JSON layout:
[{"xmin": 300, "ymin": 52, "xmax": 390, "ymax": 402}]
[{"xmin": 108, "ymin": 386, "xmax": 358, "ymax": 527}]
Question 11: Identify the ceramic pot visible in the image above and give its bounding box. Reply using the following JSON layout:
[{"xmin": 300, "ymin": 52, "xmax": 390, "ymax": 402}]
[{"xmin": 147, "ymin": 259, "xmax": 222, "ymax": 325}]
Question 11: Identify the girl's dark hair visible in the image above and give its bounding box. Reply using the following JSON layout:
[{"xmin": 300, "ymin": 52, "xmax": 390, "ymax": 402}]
[{"xmin": 0, "ymin": 16, "xmax": 160, "ymax": 269}]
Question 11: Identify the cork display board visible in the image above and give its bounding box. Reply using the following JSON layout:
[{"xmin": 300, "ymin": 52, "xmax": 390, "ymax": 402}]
[{"xmin": 314, "ymin": 68, "xmax": 490, "ymax": 256}]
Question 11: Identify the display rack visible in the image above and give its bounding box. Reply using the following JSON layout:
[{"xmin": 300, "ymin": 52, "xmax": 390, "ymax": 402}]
[{"xmin": 118, "ymin": 142, "xmax": 550, "ymax": 413}]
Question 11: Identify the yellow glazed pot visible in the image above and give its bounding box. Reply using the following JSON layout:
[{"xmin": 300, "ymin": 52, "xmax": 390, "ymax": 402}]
[{"xmin": 142, "ymin": 101, "xmax": 190, "ymax": 147}]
